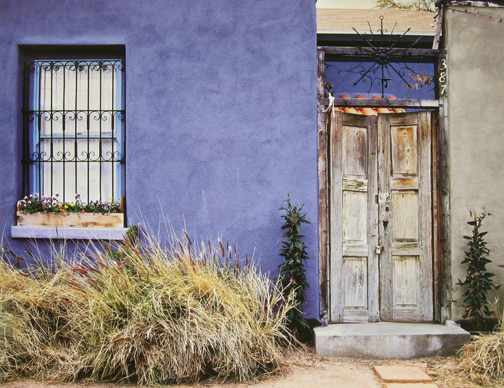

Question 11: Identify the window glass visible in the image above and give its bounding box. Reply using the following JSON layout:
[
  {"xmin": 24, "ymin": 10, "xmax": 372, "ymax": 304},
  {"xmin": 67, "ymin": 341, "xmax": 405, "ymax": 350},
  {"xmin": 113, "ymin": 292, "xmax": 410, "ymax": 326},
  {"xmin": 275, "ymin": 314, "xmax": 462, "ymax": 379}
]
[{"xmin": 325, "ymin": 60, "xmax": 436, "ymax": 100}]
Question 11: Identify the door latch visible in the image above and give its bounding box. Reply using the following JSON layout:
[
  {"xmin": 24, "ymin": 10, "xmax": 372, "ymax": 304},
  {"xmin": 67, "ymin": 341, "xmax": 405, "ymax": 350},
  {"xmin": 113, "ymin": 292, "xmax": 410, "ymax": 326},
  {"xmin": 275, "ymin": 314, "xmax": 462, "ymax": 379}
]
[{"xmin": 375, "ymin": 246, "xmax": 383, "ymax": 255}]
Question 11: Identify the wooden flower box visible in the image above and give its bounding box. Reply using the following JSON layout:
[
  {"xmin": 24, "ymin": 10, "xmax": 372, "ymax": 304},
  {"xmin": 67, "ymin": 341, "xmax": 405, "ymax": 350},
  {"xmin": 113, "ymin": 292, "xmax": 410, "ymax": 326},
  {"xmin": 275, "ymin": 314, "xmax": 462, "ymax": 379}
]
[{"xmin": 16, "ymin": 211, "xmax": 124, "ymax": 228}]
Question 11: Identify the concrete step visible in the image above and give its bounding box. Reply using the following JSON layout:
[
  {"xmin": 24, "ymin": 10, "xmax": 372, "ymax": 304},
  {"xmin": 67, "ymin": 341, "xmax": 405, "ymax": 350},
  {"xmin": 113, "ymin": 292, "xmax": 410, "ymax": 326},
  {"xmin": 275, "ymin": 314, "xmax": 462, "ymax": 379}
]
[
  {"xmin": 314, "ymin": 322, "xmax": 470, "ymax": 359},
  {"xmin": 373, "ymin": 365, "xmax": 433, "ymax": 383}
]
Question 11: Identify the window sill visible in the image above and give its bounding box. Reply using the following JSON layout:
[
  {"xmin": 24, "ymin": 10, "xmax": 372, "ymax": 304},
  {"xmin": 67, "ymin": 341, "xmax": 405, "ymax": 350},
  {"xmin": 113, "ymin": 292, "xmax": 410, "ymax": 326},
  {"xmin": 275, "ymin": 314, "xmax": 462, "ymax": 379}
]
[{"xmin": 11, "ymin": 226, "xmax": 129, "ymax": 240}]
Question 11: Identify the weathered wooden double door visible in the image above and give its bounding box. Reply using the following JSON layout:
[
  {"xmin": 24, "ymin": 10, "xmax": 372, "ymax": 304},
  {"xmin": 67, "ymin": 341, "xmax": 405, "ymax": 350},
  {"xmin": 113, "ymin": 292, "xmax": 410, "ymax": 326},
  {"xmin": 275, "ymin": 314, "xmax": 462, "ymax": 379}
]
[{"xmin": 329, "ymin": 111, "xmax": 433, "ymax": 323}]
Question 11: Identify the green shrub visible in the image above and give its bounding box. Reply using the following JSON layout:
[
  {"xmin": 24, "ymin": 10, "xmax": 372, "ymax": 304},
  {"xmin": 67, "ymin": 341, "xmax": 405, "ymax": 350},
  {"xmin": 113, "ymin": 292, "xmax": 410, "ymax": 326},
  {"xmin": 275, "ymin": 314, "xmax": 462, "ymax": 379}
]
[
  {"xmin": 457, "ymin": 211, "xmax": 501, "ymax": 331},
  {"xmin": 277, "ymin": 197, "xmax": 311, "ymax": 341},
  {"xmin": 0, "ymin": 230, "xmax": 295, "ymax": 384}
]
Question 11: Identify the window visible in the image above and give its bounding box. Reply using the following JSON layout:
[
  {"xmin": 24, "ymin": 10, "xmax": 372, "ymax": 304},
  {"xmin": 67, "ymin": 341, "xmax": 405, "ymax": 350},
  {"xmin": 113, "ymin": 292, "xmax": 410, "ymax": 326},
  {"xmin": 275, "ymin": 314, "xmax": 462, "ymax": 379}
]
[
  {"xmin": 324, "ymin": 60, "xmax": 436, "ymax": 100},
  {"xmin": 22, "ymin": 56, "xmax": 125, "ymax": 204}
]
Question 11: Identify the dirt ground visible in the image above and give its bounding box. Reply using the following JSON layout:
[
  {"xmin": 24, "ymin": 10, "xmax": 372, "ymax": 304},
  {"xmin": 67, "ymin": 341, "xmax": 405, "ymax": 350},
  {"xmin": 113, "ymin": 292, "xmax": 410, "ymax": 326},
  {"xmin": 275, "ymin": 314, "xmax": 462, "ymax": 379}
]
[{"xmin": 0, "ymin": 347, "xmax": 496, "ymax": 388}]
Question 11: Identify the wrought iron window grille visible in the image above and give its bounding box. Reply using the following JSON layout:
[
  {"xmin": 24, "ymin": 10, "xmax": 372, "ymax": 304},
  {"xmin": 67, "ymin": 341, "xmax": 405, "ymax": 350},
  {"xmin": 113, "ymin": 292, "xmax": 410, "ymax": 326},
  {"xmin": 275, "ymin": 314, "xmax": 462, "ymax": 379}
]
[
  {"xmin": 22, "ymin": 59, "xmax": 126, "ymax": 205},
  {"xmin": 323, "ymin": 16, "xmax": 439, "ymax": 99}
]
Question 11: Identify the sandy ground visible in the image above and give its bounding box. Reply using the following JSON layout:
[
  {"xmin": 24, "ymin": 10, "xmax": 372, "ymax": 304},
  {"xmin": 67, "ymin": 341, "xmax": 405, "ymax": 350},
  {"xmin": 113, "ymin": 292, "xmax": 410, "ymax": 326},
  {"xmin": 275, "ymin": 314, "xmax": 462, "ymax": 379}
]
[{"xmin": 0, "ymin": 347, "xmax": 495, "ymax": 388}]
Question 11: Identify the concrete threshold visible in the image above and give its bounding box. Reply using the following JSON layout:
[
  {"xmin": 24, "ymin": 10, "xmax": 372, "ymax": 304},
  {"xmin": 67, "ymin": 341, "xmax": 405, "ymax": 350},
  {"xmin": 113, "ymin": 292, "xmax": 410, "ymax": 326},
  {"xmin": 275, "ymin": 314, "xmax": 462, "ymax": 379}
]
[{"xmin": 314, "ymin": 322, "xmax": 471, "ymax": 359}]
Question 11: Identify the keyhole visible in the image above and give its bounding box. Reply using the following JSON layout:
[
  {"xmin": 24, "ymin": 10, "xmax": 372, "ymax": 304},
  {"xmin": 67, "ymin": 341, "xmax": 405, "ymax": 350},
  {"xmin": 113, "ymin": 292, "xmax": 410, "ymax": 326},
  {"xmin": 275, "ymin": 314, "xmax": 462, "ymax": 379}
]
[
  {"xmin": 385, "ymin": 206, "xmax": 389, "ymax": 212},
  {"xmin": 383, "ymin": 220, "xmax": 389, "ymax": 228}
]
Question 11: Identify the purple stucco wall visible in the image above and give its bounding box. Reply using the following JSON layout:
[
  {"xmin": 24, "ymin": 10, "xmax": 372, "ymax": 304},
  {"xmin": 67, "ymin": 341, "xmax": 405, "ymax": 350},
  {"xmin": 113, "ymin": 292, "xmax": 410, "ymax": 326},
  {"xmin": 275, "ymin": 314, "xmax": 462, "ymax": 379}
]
[{"xmin": 0, "ymin": 0, "xmax": 319, "ymax": 318}]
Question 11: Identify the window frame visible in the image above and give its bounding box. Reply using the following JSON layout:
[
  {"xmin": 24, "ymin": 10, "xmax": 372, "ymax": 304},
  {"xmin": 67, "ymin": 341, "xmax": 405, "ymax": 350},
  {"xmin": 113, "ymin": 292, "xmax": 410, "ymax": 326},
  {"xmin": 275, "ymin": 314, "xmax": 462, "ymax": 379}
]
[
  {"xmin": 14, "ymin": 46, "xmax": 128, "ymax": 239},
  {"xmin": 20, "ymin": 46, "xmax": 126, "ymax": 202}
]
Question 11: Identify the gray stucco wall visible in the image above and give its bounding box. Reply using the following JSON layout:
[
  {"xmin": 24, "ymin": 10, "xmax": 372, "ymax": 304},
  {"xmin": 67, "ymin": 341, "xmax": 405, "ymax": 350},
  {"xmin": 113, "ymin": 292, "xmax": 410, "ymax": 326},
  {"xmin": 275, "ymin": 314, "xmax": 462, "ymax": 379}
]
[
  {"xmin": 0, "ymin": 1, "xmax": 319, "ymax": 318},
  {"xmin": 445, "ymin": 6, "xmax": 504, "ymax": 320}
]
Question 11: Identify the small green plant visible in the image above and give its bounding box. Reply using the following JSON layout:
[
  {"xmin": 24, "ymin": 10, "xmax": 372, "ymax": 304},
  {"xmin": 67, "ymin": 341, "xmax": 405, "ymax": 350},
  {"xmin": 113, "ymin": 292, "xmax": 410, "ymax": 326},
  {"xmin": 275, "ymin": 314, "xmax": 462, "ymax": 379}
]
[
  {"xmin": 101, "ymin": 224, "xmax": 141, "ymax": 262},
  {"xmin": 277, "ymin": 196, "xmax": 311, "ymax": 340},
  {"xmin": 0, "ymin": 246, "xmax": 23, "ymax": 268},
  {"xmin": 18, "ymin": 193, "xmax": 121, "ymax": 214},
  {"xmin": 457, "ymin": 211, "xmax": 501, "ymax": 331}
]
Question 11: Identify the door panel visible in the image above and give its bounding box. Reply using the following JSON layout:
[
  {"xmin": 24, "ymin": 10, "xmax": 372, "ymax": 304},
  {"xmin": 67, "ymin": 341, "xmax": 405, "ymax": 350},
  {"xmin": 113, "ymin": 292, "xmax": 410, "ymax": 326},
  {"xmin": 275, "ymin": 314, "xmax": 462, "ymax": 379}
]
[
  {"xmin": 343, "ymin": 258, "xmax": 367, "ymax": 308},
  {"xmin": 392, "ymin": 191, "xmax": 419, "ymax": 241},
  {"xmin": 343, "ymin": 191, "xmax": 367, "ymax": 243},
  {"xmin": 329, "ymin": 113, "xmax": 379, "ymax": 323},
  {"xmin": 391, "ymin": 125, "xmax": 418, "ymax": 175},
  {"xmin": 329, "ymin": 111, "xmax": 433, "ymax": 323},
  {"xmin": 379, "ymin": 113, "xmax": 433, "ymax": 322},
  {"xmin": 394, "ymin": 256, "xmax": 420, "ymax": 306},
  {"xmin": 343, "ymin": 126, "xmax": 367, "ymax": 176}
]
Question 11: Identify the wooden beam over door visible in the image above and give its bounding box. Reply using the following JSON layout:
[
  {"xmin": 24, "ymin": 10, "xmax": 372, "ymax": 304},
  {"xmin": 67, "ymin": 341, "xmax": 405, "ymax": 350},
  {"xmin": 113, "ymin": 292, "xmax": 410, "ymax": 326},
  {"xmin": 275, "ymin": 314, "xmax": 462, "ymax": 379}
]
[
  {"xmin": 321, "ymin": 98, "xmax": 440, "ymax": 109},
  {"xmin": 323, "ymin": 46, "xmax": 442, "ymax": 57}
]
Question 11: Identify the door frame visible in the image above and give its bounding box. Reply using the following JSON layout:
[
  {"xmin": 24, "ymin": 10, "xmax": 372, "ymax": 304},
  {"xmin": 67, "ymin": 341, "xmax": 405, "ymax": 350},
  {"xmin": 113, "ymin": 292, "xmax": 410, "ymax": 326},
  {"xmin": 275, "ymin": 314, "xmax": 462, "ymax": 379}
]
[{"xmin": 317, "ymin": 47, "xmax": 449, "ymax": 324}]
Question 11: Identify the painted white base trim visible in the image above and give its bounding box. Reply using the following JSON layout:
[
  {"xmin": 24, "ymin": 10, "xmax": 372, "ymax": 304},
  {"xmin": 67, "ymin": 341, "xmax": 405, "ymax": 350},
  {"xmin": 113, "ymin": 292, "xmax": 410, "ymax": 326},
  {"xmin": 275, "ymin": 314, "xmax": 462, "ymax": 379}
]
[{"xmin": 11, "ymin": 226, "xmax": 129, "ymax": 240}]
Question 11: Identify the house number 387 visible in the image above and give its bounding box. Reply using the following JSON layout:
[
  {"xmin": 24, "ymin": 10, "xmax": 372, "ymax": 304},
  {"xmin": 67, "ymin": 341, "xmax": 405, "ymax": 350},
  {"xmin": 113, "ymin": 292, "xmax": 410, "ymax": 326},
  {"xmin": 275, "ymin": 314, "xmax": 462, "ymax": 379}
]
[{"xmin": 439, "ymin": 59, "xmax": 447, "ymax": 96}]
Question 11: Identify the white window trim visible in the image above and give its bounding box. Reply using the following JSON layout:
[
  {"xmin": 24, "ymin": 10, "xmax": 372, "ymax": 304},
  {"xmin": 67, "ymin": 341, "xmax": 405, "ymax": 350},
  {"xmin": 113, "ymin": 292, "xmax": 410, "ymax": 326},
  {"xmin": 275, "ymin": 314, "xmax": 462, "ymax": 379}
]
[{"xmin": 11, "ymin": 225, "xmax": 129, "ymax": 240}]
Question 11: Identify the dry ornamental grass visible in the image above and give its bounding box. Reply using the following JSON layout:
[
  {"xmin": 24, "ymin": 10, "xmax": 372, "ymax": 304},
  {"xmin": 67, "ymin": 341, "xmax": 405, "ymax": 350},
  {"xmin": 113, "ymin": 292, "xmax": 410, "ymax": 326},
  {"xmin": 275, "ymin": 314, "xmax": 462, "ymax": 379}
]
[
  {"xmin": 455, "ymin": 328, "xmax": 504, "ymax": 386},
  {"xmin": 0, "ymin": 229, "xmax": 296, "ymax": 385}
]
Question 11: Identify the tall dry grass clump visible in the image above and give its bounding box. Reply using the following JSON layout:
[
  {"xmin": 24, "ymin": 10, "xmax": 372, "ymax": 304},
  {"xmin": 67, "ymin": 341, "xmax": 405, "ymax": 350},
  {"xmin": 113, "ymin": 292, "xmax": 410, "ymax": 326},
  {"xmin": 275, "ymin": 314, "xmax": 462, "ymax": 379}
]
[
  {"xmin": 456, "ymin": 322, "xmax": 504, "ymax": 386},
  {"xmin": 1, "ymin": 229, "xmax": 295, "ymax": 384}
]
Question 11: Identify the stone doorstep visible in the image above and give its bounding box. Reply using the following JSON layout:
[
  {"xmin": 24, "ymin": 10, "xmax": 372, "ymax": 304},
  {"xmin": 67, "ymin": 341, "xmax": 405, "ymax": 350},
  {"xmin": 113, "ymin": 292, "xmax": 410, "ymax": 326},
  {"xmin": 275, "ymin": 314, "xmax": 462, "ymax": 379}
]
[
  {"xmin": 384, "ymin": 384, "xmax": 438, "ymax": 388},
  {"xmin": 374, "ymin": 366, "xmax": 433, "ymax": 383},
  {"xmin": 314, "ymin": 322, "xmax": 471, "ymax": 359}
]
